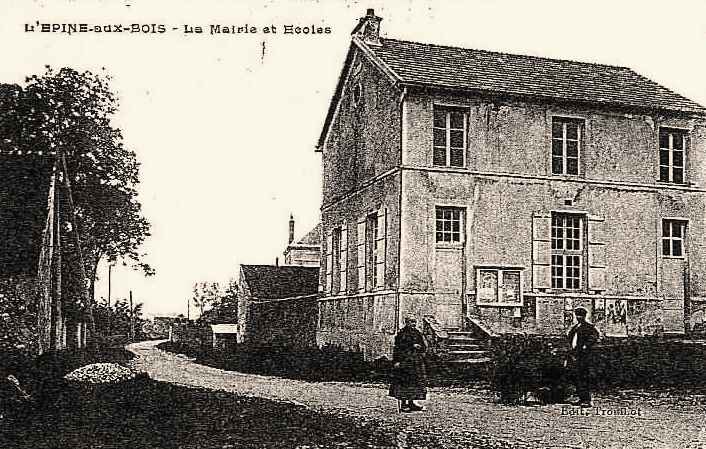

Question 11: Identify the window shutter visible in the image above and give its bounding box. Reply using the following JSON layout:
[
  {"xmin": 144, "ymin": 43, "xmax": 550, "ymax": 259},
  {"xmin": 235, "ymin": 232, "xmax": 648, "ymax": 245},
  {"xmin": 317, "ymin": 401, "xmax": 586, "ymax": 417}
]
[
  {"xmin": 588, "ymin": 214, "xmax": 607, "ymax": 292},
  {"xmin": 340, "ymin": 224, "xmax": 348, "ymax": 294},
  {"xmin": 357, "ymin": 217, "xmax": 366, "ymax": 292},
  {"xmin": 325, "ymin": 230, "xmax": 333, "ymax": 294},
  {"xmin": 375, "ymin": 208, "xmax": 387, "ymax": 289},
  {"xmin": 532, "ymin": 213, "xmax": 551, "ymax": 290}
]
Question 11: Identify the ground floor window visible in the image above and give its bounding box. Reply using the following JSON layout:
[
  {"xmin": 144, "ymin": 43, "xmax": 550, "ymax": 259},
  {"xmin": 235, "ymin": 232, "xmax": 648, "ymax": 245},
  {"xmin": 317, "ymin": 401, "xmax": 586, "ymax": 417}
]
[{"xmin": 551, "ymin": 254, "xmax": 581, "ymax": 290}]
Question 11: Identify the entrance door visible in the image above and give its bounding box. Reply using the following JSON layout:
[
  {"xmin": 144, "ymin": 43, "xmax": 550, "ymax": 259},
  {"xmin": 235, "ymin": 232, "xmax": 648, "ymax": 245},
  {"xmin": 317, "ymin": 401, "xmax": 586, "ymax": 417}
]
[
  {"xmin": 662, "ymin": 259, "xmax": 686, "ymax": 333},
  {"xmin": 433, "ymin": 247, "xmax": 464, "ymax": 329}
]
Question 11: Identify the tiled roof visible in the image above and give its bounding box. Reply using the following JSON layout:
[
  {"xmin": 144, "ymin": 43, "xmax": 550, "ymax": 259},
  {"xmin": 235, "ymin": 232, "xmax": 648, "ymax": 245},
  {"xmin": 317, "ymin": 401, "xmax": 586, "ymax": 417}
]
[
  {"xmin": 367, "ymin": 38, "xmax": 705, "ymax": 114},
  {"xmin": 240, "ymin": 265, "xmax": 319, "ymax": 300},
  {"xmin": 296, "ymin": 223, "xmax": 321, "ymax": 246}
]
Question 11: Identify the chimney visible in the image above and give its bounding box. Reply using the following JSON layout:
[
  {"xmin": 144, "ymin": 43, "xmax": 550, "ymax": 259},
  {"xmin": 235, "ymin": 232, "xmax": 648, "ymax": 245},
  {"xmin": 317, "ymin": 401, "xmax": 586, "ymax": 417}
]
[
  {"xmin": 288, "ymin": 213, "xmax": 295, "ymax": 244},
  {"xmin": 352, "ymin": 8, "xmax": 382, "ymax": 46}
]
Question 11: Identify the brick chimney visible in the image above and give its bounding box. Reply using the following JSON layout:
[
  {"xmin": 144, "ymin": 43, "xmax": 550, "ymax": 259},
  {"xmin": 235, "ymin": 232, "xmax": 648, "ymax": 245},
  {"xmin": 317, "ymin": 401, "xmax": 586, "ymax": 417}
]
[
  {"xmin": 288, "ymin": 213, "xmax": 295, "ymax": 244},
  {"xmin": 352, "ymin": 8, "xmax": 382, "ymax": 46}
]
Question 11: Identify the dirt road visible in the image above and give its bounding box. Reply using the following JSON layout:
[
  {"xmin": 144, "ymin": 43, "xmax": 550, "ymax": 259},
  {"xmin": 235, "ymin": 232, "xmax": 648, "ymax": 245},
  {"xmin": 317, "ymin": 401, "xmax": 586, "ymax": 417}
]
[{"xmin": 128, "ymin": 340, "xmax": 706, "ymax": 449}]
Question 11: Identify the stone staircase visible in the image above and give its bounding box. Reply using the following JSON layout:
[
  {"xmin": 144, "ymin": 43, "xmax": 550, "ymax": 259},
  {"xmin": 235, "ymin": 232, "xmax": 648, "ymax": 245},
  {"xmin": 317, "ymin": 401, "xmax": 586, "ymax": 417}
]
[
  {"xmin": 444, "ymin": 331, "xmax": 493, "ymax": 365},
  {"xmin": 422, "ymin": 316, "xmax": 494, "ymax": 378}
]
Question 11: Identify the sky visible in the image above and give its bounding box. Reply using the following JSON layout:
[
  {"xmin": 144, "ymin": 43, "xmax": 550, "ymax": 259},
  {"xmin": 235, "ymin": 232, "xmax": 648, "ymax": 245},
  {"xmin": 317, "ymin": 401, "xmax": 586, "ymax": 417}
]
[{"xmin": 1, "ymin": 0, "xmax": 705, "ymax": 317}]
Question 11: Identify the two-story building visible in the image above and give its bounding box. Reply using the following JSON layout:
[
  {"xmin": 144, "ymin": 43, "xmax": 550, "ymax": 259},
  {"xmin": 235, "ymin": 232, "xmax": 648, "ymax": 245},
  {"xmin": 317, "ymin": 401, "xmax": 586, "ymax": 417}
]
[{"xmin": 316, "ymin": 10, "xmax": 706, "ymax": 360}]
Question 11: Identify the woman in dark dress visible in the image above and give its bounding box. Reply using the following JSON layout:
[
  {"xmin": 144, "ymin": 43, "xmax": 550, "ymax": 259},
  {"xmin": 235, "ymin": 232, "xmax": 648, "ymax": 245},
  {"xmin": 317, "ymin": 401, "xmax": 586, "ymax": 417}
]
[{"xmin": 389, "ymin": 316, "xmax": 427, "ymax": 412}]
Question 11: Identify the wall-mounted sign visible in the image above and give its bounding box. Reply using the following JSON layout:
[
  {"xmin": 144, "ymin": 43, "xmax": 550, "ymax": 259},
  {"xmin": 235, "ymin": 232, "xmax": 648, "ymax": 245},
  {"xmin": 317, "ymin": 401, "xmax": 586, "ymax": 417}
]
[{"xmin": 476, "ymin": 268, "xmax": 523, "ymax": 306}]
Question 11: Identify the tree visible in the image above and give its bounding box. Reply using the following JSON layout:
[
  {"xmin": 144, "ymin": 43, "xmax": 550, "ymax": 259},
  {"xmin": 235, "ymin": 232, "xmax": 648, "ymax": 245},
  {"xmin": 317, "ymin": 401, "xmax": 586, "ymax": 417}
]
[
  {"xmin": 196, "ymin": 278, "xmax": 239, "ymax": 324},
  {"xmin": 191, "ymin": 282, "xmax": 221, "ymax": 319},
  {"xmin": 21, "ymin": 67, "xmax": 153, "ymax": 310}
]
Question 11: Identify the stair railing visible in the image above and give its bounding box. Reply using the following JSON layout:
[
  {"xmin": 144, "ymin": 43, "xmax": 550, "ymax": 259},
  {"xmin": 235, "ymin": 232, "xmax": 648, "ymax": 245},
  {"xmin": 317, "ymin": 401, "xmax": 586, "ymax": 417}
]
[
  {"xmin": 422, "ymin": 315, "xmax": 448, "ymax": 357},
  {"xmin": 465, "ymin": 315, "xmax": 496, "ymax": 348}
]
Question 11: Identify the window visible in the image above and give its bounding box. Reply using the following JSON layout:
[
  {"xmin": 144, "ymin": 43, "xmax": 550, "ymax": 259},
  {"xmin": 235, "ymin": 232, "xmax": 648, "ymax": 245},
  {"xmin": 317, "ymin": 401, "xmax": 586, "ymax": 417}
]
[
  {"xmin": 352, "ymin": 82, "xmax": 362, "ymax": 105},
  {"xmin": 551, "ymin": 214, "xmax": 584, "ymax": 290},
  {"xmin": 331, "ymin": 228, "xmax": 341, "ymax": 293},
  {"xmin": 433, "ymin": 106, "xmax": 467, "ymax": 167},
  {"xmin": 659, "ymin": 128, "xmax": 687, "ymax": 184},
  {"xmin": 435, "ymin": 207, "xmax": 463, "ymax": 243},
  {"xmin": 662, "ymin": 220, "xmax": 686, "ymax": 258},
  {"xmin": 476, "ymin": 268, "xmax": 523, "ymax": 306},
  {"xmin": 365, "ymin": 213, "xmax": 378, "ymax": 289},
  {"xmin": 551, "ymin": 117, "xmax": 583, "ymax": 175}
]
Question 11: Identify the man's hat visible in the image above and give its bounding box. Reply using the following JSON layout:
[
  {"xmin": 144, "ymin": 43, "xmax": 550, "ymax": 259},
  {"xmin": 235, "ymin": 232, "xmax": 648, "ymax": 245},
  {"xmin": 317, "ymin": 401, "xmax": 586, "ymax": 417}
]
[{"xmin": 574, "ymin": 307, "xmax": 588, "ymax": 317}]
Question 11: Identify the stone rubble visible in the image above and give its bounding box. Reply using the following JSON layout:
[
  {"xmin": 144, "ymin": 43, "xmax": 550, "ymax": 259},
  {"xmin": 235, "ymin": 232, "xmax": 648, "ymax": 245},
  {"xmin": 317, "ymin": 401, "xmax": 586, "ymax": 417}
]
[{"xmin": 64, "ymin": 362, "xmax": 138, "ymax": 384}]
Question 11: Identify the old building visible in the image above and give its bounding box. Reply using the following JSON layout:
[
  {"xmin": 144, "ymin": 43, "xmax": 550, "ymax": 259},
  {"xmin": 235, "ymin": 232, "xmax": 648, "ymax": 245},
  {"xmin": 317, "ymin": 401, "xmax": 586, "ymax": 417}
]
[
  {"xmin": 237, "ymin": 264, "xmax": 319, "ymax": 348},
  {"xmin": 282, "ymin": 215, "xmax": 321, "ymax": 267},
  {"xmin": 316, "ymin": 9, "xmax": 706, "ymax": 359}
]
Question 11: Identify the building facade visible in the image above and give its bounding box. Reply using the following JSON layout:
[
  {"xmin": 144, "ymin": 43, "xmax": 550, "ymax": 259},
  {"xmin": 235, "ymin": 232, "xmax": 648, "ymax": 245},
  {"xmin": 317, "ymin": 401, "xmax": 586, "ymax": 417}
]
[
  {"xmin": 283, "ymin": 215, "xmax": 321, "ymax": 267},
  {"xmin": 316, "ymin": 10, "xmax": 706, "ymax": 359}
]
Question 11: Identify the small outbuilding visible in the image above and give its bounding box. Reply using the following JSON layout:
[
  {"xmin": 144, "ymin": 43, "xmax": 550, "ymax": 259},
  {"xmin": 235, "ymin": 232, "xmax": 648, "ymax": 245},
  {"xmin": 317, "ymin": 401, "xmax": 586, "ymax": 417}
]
[
  {"xmin": 238, "ymin": 264, "xmax": 319, "ymax": 348},
  {"xmin": 210, "ymin": 324, "xmax": 239, "ymax": 350}
]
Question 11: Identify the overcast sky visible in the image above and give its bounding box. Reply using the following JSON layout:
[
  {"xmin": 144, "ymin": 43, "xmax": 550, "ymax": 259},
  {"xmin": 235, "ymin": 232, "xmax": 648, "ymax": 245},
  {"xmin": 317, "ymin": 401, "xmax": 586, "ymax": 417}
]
[{"xmin": 1, "ymin": 0, "xmax": 705, "ymax": 317}]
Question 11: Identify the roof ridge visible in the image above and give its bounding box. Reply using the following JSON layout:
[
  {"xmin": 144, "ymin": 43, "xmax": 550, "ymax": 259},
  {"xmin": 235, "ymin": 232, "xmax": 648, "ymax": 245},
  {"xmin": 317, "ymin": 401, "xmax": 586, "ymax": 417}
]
[{"xmin": 379, "ymin": 37, "xmax": 632, "ymax": 71}]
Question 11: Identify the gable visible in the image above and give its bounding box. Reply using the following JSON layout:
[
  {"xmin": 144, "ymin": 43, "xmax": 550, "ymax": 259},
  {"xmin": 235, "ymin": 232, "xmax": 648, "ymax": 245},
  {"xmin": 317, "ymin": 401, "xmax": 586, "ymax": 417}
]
[{"xmin": 316, "ymin": 39, "xmax": 401, "ymax": 152}]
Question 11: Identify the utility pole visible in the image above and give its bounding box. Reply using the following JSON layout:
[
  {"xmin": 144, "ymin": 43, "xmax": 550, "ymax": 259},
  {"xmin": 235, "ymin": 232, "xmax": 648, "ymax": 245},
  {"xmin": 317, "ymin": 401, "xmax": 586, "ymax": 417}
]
[
  {"xmin": 129, "ymin": 290, "xmax": 134, "ymax": 342},
  {"xmin": 108, "ymin": 263, "xmax": 112, "ymax": 308}
]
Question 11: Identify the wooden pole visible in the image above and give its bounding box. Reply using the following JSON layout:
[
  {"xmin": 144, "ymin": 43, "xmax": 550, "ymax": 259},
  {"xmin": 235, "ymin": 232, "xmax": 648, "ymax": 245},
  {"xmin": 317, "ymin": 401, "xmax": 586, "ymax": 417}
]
[
  {"xmin": 58, "ymin": 153, "xmax": 96, "ymax": 345},
  {"xmin": 129, "ymin": 290, "xmax": 134, "ymax": 342},
  {"xmin": 108, "ymin": 263, "xmax": 112, "ymax": 308},
  {"xmin": 50, "ymin": 164, "xmax": 63, "ymax": 350}
]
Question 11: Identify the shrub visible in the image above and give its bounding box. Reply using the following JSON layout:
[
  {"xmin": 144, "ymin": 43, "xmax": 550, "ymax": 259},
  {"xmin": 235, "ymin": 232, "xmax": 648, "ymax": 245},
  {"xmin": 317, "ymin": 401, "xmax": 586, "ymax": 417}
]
[{"xmin": 489, "ymin": 335, "xmax": 569, "ymax": 404}]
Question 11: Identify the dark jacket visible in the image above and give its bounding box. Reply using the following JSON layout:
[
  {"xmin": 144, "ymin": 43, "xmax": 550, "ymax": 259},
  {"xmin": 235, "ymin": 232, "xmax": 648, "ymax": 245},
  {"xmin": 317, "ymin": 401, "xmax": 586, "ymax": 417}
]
[
  {"xmin": 567, "ymin": 321, "xmax": 599, "ymax": 359},
  {"xmin": 389, "ymin": 325, "xmax": 427, "ymax": 400}
]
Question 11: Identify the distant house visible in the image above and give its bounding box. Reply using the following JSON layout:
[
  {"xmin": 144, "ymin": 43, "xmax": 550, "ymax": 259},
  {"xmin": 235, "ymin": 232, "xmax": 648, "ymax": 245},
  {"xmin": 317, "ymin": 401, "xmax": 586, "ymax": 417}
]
[
  {"xmin": 316, "ymin": 10, "xmax": 706, "ymax": 360},
  {"xmin": 283, "ymin": 215, "xmax": 321, "ymax": 267},
  {"xmin": 238, "ymin": 264, "xmax": 319, "ymax": 348}
]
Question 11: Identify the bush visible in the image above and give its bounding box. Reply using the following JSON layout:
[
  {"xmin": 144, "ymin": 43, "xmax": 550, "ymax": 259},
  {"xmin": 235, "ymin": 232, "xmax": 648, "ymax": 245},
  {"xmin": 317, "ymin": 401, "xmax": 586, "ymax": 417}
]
[
  {"xmin": 489, "ymin": 335, "xmax": 568, "ymax": 404},
  {"xmin": 157, "ymin": 341, "xmax": 386, "ymax": 382},
  {"xmin": 489, "ymin": 334, "xmax": 706, "ymax": 404}
]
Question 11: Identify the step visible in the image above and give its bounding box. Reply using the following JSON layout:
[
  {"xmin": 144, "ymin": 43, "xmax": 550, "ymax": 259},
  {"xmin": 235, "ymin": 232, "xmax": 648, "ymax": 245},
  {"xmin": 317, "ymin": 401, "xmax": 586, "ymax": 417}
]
[
  {"xmin": 447, "ymin": 343, "xmax": 485, "ymax": 351},
  {"xmin": 446, "ymin": 356, "xmax": 493, "ymax": 364},
  {"xmin": 447, "ymin": 350, "xmax": 489, "ymax": 357},
  {"xmin": 447, "ymin": 334, "xmax": 484, "ymax": 342}
]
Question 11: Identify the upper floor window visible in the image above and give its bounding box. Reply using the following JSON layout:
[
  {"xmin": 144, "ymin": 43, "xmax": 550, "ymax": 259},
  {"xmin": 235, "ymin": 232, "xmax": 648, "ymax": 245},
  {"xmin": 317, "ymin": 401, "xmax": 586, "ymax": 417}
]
[
  {"xmin": 551, "ymin": 117, "xmax": 583, "ymax": 176},
  {"xmin": 659, "ymin": 128, "xmax": 687, "ymax": 184},
  {"xmin": 662, "ymin": 219, "xmax": 686, "ymax": 258},
  {"xmin": 435, "ymin": 207, "xmax": 463, "ymax": 243},
  {"xmin": 433, "ymin": 106, "xmax": 467, "ymax": 167},
  {"xmin": 551, "ymin": 214, "xmax": 584, "ymax": 290}
]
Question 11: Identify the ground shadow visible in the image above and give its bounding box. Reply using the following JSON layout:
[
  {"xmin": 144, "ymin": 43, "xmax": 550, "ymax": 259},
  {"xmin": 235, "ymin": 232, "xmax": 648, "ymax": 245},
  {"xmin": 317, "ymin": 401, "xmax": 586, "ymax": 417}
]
[{"xmin": 1, "ymin": 376, "xmax": 398, "ymax": 449}]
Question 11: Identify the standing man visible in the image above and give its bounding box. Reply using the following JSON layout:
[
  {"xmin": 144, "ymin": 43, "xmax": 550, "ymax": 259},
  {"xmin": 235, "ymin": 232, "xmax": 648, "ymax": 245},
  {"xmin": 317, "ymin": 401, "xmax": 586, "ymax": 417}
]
[
  {"xmin": 567, "ymin": 307, "xmax": 599, "ymax": 407},
  {"xmin": 389, "ymin": 316, "xmax": 427, "ymax": 412}
]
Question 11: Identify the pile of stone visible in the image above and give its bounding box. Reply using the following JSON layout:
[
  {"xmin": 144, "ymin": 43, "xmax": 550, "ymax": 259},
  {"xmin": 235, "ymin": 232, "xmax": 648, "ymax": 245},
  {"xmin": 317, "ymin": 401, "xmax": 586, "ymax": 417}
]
[{"xmin": 64, "ymin": 363, "xmax": 138, "ymax": 384}]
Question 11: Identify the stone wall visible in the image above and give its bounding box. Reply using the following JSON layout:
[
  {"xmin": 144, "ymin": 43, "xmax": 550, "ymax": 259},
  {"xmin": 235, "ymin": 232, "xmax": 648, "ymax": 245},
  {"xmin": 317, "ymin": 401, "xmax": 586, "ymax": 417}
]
[
  {"xmin": 240, "ymin": 295, "xmax": 318, "ymax": 349},
  {"xmin": 317, "ymin": 291, "xmax": 397, "ymax": 360}
]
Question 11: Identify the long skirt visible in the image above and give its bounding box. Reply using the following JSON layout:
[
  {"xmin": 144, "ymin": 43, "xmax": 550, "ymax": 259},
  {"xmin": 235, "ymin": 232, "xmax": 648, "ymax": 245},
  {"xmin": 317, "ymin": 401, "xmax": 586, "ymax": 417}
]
[{"xmin": 388, "ymin": 356, "xmax": 427, "ymax": 400}]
